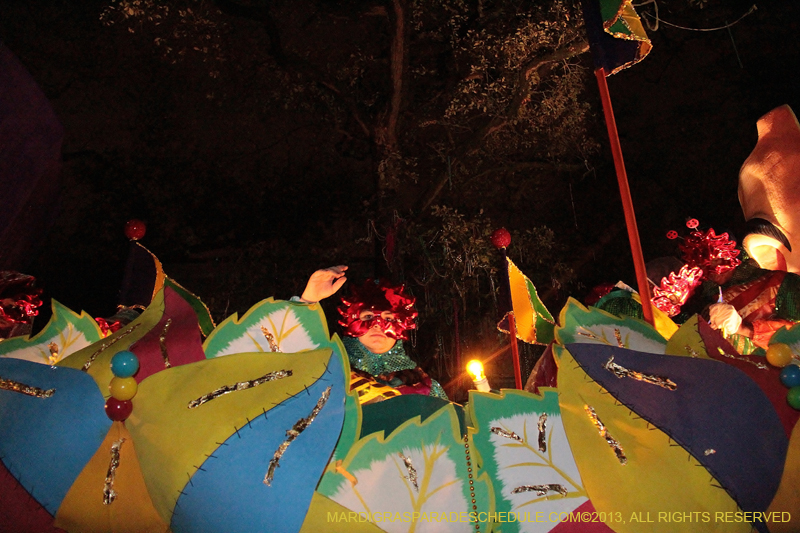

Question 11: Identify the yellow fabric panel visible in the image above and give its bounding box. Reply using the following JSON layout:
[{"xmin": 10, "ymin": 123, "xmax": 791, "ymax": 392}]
[
  {"xmin": 125, "ymin": 349, "xmax": 334, "ymax": 523},
  {"xmin": 57, "ymin": 289, "xmax": 166, "ymax": 392},
  {"xmin": 554, "ymin": 345, "xmax": 750, "ymax": 533},
  {"xmin": 767, "ymin": 419, "xmax": 800, "ymax": 532},
  {"xmin": 299, "ymin": 492, "xmax": 387, "ymax": 533},
  {"xmin": 629, "ymin": 292, "xmax": 679, "ymax": 340},
  {"xmin": 665, "ymin": 315, "xmax": 714, "ymax": 359},
  {"xmin": 54, "ymin": 421, "xmax": 169, "ymax": 533}
]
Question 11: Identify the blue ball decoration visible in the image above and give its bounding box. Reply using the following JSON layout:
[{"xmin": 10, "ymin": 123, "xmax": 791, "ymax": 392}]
[
  {"xmin": 110, "ymin": 350, "xmax": 140, "ymax": 378},
  {"xmin": 781, "ymin": 365, "xmax": 800, "ymax": 388},
  {"xmin": 787, "ymin": 386, "xmax": 800, "ymax": 411}
]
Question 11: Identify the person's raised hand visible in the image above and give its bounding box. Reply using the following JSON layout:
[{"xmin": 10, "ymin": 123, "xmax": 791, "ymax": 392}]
[{"xmin": 299, "ymin": 265, "xmax": 348, "ymax": 303}]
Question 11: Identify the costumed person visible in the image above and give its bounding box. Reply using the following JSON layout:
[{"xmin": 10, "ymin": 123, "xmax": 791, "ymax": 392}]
[
  {"xmin": 298, "ymin": 266, "xmax": 448, "ymax": 402},
  {"xmin": 705, "ymin": 105, "xmax": 800, "ymax": 353}
]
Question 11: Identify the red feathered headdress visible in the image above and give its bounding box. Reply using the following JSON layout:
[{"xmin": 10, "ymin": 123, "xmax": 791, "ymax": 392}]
[{"xmin": 337, "ymin": 279, "xmax": 417, "ymax": 340}]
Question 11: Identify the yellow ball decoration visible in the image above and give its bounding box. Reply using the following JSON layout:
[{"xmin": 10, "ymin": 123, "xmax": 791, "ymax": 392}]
[
  {"xmin": 766, "ymin": 343, "xmax": 795, "ymax": 368},
  {"xmin": 109, "ymin": 376, "xmax": 138, "ymax": 401}
]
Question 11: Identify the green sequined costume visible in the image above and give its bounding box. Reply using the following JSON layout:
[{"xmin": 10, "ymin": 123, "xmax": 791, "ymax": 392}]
[{"xmin": 342, "ymin": 336, "xmax": 448, "ymax": 400}]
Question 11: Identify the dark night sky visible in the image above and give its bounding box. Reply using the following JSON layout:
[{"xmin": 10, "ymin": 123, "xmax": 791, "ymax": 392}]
[{"xmin": 1, "ymin": 0, "xmax": 799, "ymax": 327}]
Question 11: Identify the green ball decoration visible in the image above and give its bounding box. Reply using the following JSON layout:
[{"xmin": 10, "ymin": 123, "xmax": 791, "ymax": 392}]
[{"xmin": 787, "ymin": 386, "xmax": 800, "ymax": 411}]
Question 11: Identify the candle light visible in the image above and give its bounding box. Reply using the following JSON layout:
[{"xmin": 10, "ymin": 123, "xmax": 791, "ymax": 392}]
[{"xmin": 467, "ymin": 360, "xmax": 491, "ymax": 392}]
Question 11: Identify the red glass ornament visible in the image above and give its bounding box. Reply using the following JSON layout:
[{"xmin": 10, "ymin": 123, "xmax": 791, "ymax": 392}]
[
  {"xmin": 686, "ymin": 218, "xmax": 699, "ymax": 229},
  {"xmin": 666, "ymin": 230, "xmax": 678, "ymax": 240},
  {"xmin": 124, "ymin": 219, "xmax": 147, "ymax": 241},
  {"xmin": 490, "ymin": 228, "xmax": 511, "ymax": 249},
  {"xmin": 105, "ymin": 397, "xmax": 133, "ymax": 421}
]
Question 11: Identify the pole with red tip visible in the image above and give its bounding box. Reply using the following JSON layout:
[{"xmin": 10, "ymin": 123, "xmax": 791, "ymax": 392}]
[{"xmin": 492, "ymin": 228, "xmax": 523, "ymax": 389}]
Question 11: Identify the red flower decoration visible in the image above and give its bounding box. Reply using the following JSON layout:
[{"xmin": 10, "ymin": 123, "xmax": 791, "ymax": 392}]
[
  {"xmin": 679, "ymin": 228, "xmax": 741, "ymax": 275},
  {"xmin": 686, "ymin": 218, "xmax": 699, "ymax": 229},
  {"xmin": 651, "ymin": 265, "xmax": 704, "ymax": 317},
  {"xmin": 666, "ymin": 230, "xmax": 679, "ymax": 240}
]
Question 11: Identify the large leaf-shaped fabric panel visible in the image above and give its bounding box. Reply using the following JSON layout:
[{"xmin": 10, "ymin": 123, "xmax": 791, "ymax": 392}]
[
  {"xmin": 300, "ymin": 492, "xmax": 387, "ymax": 533},
  {"xmin": 468, "ymin": 389, "xmax": 587, "ymax": 533},
  {"xmin": 204, "ymin": 299, "xmax": 333, "ymax": 357},
  {"xmin": 0, "ymin": 358, "xmax": 111, "ymax": 515},
  {"xmin": 57, "ymin": 289, "xmax": 167, "ymax": 390},
  {"xmin": 53, "ymin": 421, "xmax": 168, "ymax": 533},
  {"xmin": 556, "ymin": 298, "xmax": 666, "ymax": 354},
  {"xmin": 125, "ymin": 348, "xmax": 342, "ymax": 525},
  {"xmin": 127, "ymin": 286, "xmax": 207, "ymax": 383},
  {"xmin": 169, "ymin": 351, "xmax": 346, "ymax": 533},
  {"xmin": 692, "ymin": 317, "xmax": 799, "ymax": 437},
  {"xmin": 554, "ymin": 344, "xmax": 752, "ymax": 533},
  {"xmin": 766, "ymin": 419, "xmax": 800, "ymax": 532},
  {"xmin": 0, "ymin": 299, "xmax": 102, "ymax": 364},
  {"xmin": 0, "ymin": 459, "xmax": 65, "ymax": 533},
  {"xmin": 319, "ymin": 404, "xmax": 489, "ymax": 533},
  {"xmin": 566, "ymin": 342, "xmax": 786, "ymax": 524}
]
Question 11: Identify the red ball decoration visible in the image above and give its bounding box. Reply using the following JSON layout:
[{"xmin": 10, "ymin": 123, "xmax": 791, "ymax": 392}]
[
  {"xmin": 490, "ymin": 228, "xmax": 511, "ymax": 249},
  {"xmin": 666, "ymin": 230, "xmax": 678, "ymax": 240},
  {"xmin": 686, "ymin": 218, "xmax": 699, "ymax": 229},
  {"xmin": 105, "ymin": 397, "xmax": 133, "ymax": 421},
  {"xmin": 124, "ymin": 219, "xmax": 147, "ymax": 241}
]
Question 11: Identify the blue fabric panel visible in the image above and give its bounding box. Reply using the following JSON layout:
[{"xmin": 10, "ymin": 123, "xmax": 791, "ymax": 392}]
[
  {"xmin": 0, "ymin": 358, "xmax": 110, "ymax": 514},
  {"xmin": 567, "ymin": 343, "xmax": 787, "ymax": 527},
  {"xmin": 170, "ymin": 352, "xmax": 346, "ymax": 533}
]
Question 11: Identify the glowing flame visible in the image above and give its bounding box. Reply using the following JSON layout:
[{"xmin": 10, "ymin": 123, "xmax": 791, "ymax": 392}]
[{"xmin": 467, "ymin": 360, "xmax": 485, "ymax": 381}]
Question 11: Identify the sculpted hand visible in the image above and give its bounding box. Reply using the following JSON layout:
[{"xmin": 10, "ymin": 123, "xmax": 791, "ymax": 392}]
[
  {"xmin": 709, "ymin": 303, "xmax": 743, "ymax": 336},
  {"xmin": 300, "ymin": 265, "xmax": 348, "ymax": 303}
]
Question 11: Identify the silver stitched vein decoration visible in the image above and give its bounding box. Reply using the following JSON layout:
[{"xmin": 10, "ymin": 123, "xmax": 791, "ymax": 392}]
[
  {"xmin": 398, "ymin": 452, "xmax": 419, "ymax": 492},
  {"xmin": 0, "ymin": 376, "xmax": 55, "ymax": 398},
  {"xmin": 260, "ymin": 326, "xmax": 281, "ymax": 352},
  {"xmin": 717, "ymin": 347, "xmax": 768, "ymax": 370},
  {"xmin": 490, "ymin": 427, "xmax": 523, "ymax": 442},
  {"xmin": 511, "ymin": 484, "xmax": 568, "ymax": 497},
  {"xmin": 613, "ymin": 328, "xmax": 624, "ymax": 348},
  {"xmin": 537, "ymin": 414, "xmax": 548, "ymax": 452},
  {"xmin": 264, "ymin": 386, "xmax": 331, "ymax": 486},
  {"xmin": 81, "ymin": 324, "xmax": 140, "ymax": 371},
  {"xmin": 188, "ymin": 370, "xmax": 293, "ymax": 409},
  {"xmin": 585, "ymin": 405, "xmax": 627, "ymax": 465},
  {"xmin": 604, "ymin": 356, "xmax": 677, "ymax": 391},
  {"xmin": 103, "ymin": 438, "xmax": 126, "ymax": 505},
  {"xmin": 159, "ymin": 319, "xmax": 172, "ymax": 368}
]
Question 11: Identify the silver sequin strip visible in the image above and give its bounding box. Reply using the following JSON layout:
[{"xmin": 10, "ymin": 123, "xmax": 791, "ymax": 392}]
[
  {"xmin": 187, "ymin": 370, "xmax": 293, "ymax": 409},
  {"xmin": 159, "ymin": 319, "xmax": 172, "ymax": 368},
  {"xmin": 511, "ymin": 484, "xmax": 567, "ymax": 497},
  {"xmin": 490, "ymin": 427, "xmax": 523, "ymax": 442},
  {"xmin": 398, "ymin": 452, "xmax": 419, "ymax": 492},
  {"xmin": 585, "ymin": 405, "xmax": 627, "ymax": 465},
  {"xmin": 684, "ymin": 345, "xmax": 700, "ymax": 358},
  {"xmin": 604, "ymin": 356, "xmax": 677, "ymax": 391},
  {"xmin": 717, "ymin": 347, "xmax": 768, "ymax": 370},
  {"xmin": 103, "ymin": 438, "xmax": 126, "ymax": 505},
  {"xmin": 264, "ymin": 386, "xmax": 331, "ymax": 486},
  {"xmin": 261, "ymin": 326, "xmax": 281, "ymax": 352},
  {"xmin": 614, "ymin": 328, "xmax": 624, "ymax": 348},
  {"xmin": 537, "ymin": 414, "xmax": 548, "ymax": 452},
  {"xmin": 81, "ymin": 324, "xmax": 140, "ymax": 371},
  {"xmin": 0, "ymin": 376, "xmax": 55, "ymax": 398}
]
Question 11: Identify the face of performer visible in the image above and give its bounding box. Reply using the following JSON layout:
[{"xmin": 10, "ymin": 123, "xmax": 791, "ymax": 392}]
[{"xmin": 357, "ymin": 309, "xmax": 397, "ymax": 354}]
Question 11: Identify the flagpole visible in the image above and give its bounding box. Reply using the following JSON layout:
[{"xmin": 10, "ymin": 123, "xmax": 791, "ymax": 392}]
[
  {"xmin": 593, "ymin": 67, "xmax": 654, "ymax": 326},
  {"xmin": 492, "ymin": 229, "xmax": 523, "ymax": 389}
]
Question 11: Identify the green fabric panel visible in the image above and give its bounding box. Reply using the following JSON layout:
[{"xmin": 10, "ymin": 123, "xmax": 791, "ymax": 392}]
[
  {"xmin": 595, "ymin": 290, "xmax": 644, "ymax": 320},
  {"xmin": 360, "ymin": 395, "xmax": 465, "ymax": 438}
]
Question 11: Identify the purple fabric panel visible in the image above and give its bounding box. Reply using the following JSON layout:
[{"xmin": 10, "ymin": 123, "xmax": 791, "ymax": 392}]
[{"xmin": 0, "ymin": 43, "xmax": 63, "ymax": 269}]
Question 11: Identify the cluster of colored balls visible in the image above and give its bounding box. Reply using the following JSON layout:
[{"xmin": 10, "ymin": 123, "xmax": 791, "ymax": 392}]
[
  {"xmin": 766, "ymin": 343, "xmax": 800, "ymax": 410},
  {"xmin": 105, "ymin": 350, "xmax": 140, "ymax": 421}
]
